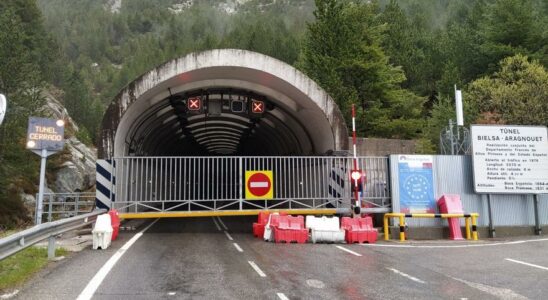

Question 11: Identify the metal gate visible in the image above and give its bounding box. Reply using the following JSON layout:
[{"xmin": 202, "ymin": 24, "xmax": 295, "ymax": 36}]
[{"xmin": 97, "ymin": 156, "xmax": 390, "ymax": 216}]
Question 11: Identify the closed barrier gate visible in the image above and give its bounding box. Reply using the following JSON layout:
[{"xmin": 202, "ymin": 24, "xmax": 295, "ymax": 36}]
[{"xmin": 96, "ymin": 156, "xmax": 390, "ymax": 217}]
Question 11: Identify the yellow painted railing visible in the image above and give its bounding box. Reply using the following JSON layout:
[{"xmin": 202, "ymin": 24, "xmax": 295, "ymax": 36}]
[{"xmin": 383, "ymin": 213, "xmax": 479, "ymax": 241}]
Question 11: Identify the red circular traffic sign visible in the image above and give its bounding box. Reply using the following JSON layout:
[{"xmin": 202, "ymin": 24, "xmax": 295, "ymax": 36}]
[{"xmin": 247, "ymin": 173, "xmax": 271, "ymax": 197}]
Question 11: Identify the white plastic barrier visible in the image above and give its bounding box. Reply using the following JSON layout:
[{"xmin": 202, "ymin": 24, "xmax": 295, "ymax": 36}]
[
  {"xmin": 263, "ymin": 213, "xmax": 279, "ymax": 242},
  {"xmin": 92, "ymin": 214, "xmax": 113, "ymax": 250},
  {"xmin": 308, "ymin": 216, "xmax": 345, "ymax": 243}
]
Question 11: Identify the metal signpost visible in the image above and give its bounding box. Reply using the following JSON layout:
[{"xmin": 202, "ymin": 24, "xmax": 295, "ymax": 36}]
[
  {"xmin": 26, "ymin": 117, "xmax": 65, "ymax": 224},
  {"xmin": 471, "ymin": 125, "xmax": 548, "ymax": 236}
]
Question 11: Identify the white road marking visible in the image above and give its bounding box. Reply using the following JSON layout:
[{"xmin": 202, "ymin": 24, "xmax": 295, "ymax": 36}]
[
  {"xmin": 450, "ymin": 276, "xmax": 527, "ymax": 299},
  {"xmin": 335, "ymin": 245, "xmax": 362, "ymax": 256},
  {"xmin": 167, "ymin": 292, "xmax": 176, "ymax": 296},
  {"xmin": 505, "ymin": 258, "xmax": 548, "ymax": 271},
  {"xmin": 387, "ymin": 268, "xmax": 426, "ymax": 284},
  {"xmin": 277, "ymin": 292, "xmax": 289, "ymax": 300},
  {"xmin": 248, "ymin": 261, "xmax": 267, "ymax": 277},
  {"xmin": 216, "ymin": 217, "xmax": 228, "ymax": 230},
  {"xmin": 361, "ymin": 238, "xmax": 548, "ymax": 248},
  {"xmin": 306, "ymin": 279, "xmax": 325, "ymax": 289},
  {"xmin": 224, "ymin": 230, "xmax": 233, "ymax": 241},
  {"xmin": 233, "ymin": 243, "xmax": 243, "ymax": 252},
  {"xmin": 212, "ymin": 217, "xmax": 221, "ymax": 231},
  {"xmin": 0, "ymin": 289, "xmax": 19, "ymax": 299},
  {"xmin": 77, "ymin": 219, "xmax": 159, "ymax": 300},
  {"xmin": 250, "ymin": 182, "xmax": 269, "ymax": 188}
]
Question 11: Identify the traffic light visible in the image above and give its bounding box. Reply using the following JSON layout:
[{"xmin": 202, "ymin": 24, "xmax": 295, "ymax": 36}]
[
  {"xmin": 248, "ymin": 99, "xmax": 265, "ymax": 117},
  {"xmin": 187, "ymin": 96, "xmax": 202, "ymax": 113},
  {"xmin": 230, "ymin": 100, "xmax": 244, "ymax": 113},
  {"xmin": 350, "ymin": 169, "xmax": 363, "ymax": 192}
]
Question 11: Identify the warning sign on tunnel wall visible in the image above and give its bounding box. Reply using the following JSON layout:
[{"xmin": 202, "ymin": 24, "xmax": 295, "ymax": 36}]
[{"xmin": 245, "ymin": 170, "xmax": 274, "ymax": 200}]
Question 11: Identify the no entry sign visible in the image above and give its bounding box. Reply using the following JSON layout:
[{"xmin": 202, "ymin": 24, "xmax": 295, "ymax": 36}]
[{"xmin": 245, "ymin": 170, "xmax": 274, "ymax": 200}]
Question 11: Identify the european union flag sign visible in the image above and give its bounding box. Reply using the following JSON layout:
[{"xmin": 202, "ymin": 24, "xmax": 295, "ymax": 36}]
[{"xmin": 398, "ymin": 155, "xmax": 436, "ymax": 213}]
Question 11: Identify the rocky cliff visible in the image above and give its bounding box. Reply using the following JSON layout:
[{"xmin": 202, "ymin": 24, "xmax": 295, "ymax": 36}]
[{"xmin": 19, "ymin": 91, "xmax": 97, "ymax": 208}]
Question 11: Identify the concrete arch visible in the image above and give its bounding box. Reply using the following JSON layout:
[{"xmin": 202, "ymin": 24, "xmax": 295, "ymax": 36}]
[{"xmin": 99, "ymin": 49, "xmax": 348, "ymax": 158}]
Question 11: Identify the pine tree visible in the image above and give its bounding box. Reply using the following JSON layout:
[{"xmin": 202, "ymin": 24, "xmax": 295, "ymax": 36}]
[{"xmin": 298, "ymin": 0, "xmax": 424, "ymax": 138}]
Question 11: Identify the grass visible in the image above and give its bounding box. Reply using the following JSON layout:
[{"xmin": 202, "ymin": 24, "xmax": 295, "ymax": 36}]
[{"xmin": 0, "ymin": 247, "xmax": 68, "ymax": 291}]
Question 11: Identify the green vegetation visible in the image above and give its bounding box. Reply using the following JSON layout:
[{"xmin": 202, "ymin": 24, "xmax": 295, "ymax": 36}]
[{"xmin": 0, "ymin": 247, "xmax": 68, "ymax": 291}]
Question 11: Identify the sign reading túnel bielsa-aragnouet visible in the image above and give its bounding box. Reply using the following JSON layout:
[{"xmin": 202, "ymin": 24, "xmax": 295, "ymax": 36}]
[{"xmin": 471, "ymin": 125, "xmax": 548, "ymax": 194}]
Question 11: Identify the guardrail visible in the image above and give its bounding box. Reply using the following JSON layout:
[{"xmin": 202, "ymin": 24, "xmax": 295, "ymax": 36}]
[
  {"xmin": 37, "ymin": 192, "xmax": 96, "ymax": 224},
  {"xmin": 0, "ymin": 209, "xmax": 107, "ymax": 261},
  {"xmin": 383, "ymin": 213, "xmax": 479, "ymax": 241}
]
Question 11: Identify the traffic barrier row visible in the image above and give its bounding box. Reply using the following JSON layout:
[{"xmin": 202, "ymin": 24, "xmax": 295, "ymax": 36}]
[
  {"xmin": 383, "ymin": 213, "xmax": 479, "ymax": 241},
  {"xmin": 255, "ymin": 212, "xmax": 377, "ymax": 244}
]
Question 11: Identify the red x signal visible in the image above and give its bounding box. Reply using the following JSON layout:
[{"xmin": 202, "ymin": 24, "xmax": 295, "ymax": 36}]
[
  {"xmin": 187, "ymin": 97, "xmax": 201, "ymax": 111},
  {"xmin": 251, "ymin": 100, "xmax": 264, "ymax": 113}
]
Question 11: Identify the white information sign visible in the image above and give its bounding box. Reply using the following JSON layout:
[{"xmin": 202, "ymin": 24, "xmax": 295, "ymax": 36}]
[{"xmin": 471, "ymin": 125, "xmax": 548, "ymax": 194}]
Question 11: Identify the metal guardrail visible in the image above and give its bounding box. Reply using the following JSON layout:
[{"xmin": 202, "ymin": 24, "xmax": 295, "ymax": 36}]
[
  {"xmin": 36, "ymin": 192, "xmax": 96, "ymax": 224},
  {"xmin": 384, "ymin": 213, "xmax": 479, "ymax": 241},
  {"xmin": 0, "ymin": 209, "xmax": 107, "ymax": 261}
]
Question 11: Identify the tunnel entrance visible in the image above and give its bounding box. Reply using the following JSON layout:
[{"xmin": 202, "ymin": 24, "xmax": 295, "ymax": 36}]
[
  {"xmin": 96, "ymin": 50, "xmax": 390, "ymax": 216},
  {"xmin": 99, "ymin": 49, "xmax": 348, "ymax": 158}
]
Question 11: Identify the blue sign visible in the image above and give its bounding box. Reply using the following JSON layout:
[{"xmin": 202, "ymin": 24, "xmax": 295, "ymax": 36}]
[{"xmin": 398, "ymin": 155, "xmax": 436, "ymax": 213}]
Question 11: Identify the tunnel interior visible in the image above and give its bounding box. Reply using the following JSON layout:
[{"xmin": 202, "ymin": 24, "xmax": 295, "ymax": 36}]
[{"xmin": 126, "ymin": 87, "xmax": 313, "ymax": 156}]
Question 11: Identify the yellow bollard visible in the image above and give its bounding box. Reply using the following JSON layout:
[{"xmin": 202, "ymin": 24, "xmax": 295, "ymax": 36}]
[
  {"xmin": 465, "ymin": 217, "xmax": 471, "ymax": 240},
  {"xmin": 399, "ymin": 215, "xmax": 405, "ymax": 241},
  {"xmin": 472, "ymin": 215, "xmax": 478, "ymax": 241},
  {"xmin": 384, "ymin": 215, "xmax": 390, "ymax": 241}
]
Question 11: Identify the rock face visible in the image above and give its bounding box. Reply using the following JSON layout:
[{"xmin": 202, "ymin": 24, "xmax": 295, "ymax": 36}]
[
  {"xmin": 43, "ymin": 91, "xmax": 97, "ymax": 193},
  {"xmin": 54, "ymin": 137, "xmax": 97, "ymax": 193}
]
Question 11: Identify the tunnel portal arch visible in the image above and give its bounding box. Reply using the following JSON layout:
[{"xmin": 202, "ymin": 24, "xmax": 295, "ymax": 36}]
[{"xmin": 99, "ymin": 49, "xmax": 348, "ymax": 158}]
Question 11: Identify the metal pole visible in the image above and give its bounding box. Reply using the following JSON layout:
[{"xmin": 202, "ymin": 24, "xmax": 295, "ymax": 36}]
[
  {"xmin": 449, "ymin": 119, "xmax": 455, "ymax": 155},
  {"xmin": 487, "ymin": 194, "xmax": 495, "ymax": 238},
  {"xmin": 351, "ymin": 104, "xmax": 359, "ymax": 216},
  {"xmin": 533, "ymin": 194, "xmax": 541, "ymax": 235},
  {"xmin": 36, "ymin": 148, "xmax": 48, "ymax": 225},
  {"xmin": 47, "ymin": 236, "xmax": 56, "ymax": 259},
  {"xmin": 239, "ymin": 157, "xmax": 243, "ymax": 210}
]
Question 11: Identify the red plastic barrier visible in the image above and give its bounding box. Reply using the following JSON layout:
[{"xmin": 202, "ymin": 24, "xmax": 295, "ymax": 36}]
[
  {"xmin": 341, "ymin": 216, "xmax": 377, "ymax": 244},
  {"xmin": 437, "ymin": 194, "xmax": 464, "ymax": 240},
  {"xmin": 273, "ymin": 215, "xmax": 308, "ymax": 243},
  {"xmin": 253, "ymin": 211, "xmax": 271, "ymax": 238},
  {"xmin": 108, "ymin": 209, "xmax": 120, "ymax": 241}
]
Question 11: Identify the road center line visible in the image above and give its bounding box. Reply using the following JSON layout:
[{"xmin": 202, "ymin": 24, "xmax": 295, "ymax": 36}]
[
  {"xmin": 248, "ymin": 261, "xmax": 267, "ymax": 277},
  {"xmin": 233, "ymin": 243, "xmax": 243, "ymax": 252},
  {"xmin": 505, "ymin": 258, "xmax": 548, "ymax": 271},
  {"xmin": 277, "ymin": 292, "xmax": 290, "ymax": 300},
  {"xmin": 335, "ymin": 245, "xmax": 362, "ymax": 256},
  {"xmin": 387, "ymin": 268, "xmax": 426, "ymax": 284},
  {"xmin": 224, "ymin": 230, "xmax": 234, "ymax": 241},
  {"xmin": 217, "ymin": 216, "xmax": 228, "ymax": 230},
  {"xmin": 76, "ymin": 219, "xmax": 159, "ymax": 300},
  {"xmin": 212, "ymin": 217, "xmax": 221, "ymax": 231}
]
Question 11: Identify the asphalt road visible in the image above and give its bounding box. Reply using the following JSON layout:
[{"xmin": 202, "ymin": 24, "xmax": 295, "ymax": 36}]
[{"xmin": 13, "ymin": 217, "xmax": 548, "ymax": 300}]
